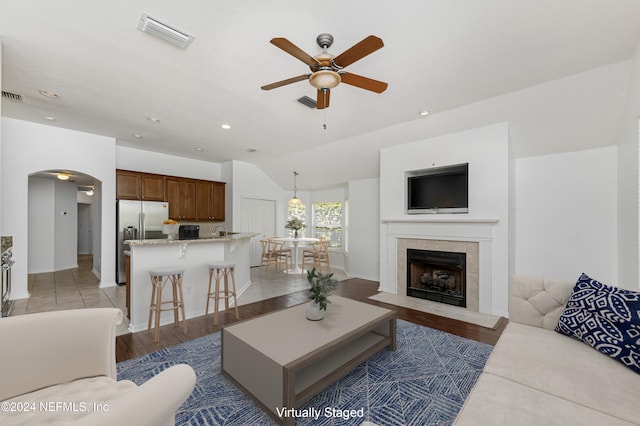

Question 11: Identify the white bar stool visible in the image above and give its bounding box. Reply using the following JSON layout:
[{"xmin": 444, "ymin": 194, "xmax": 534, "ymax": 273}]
[
  {"xmin": 147, "ymin": 267, "xmax": 188, "ymax": 343},
  {"xmin": 206, "ymin": 261, "xmax": 239, "ymax": 325}
]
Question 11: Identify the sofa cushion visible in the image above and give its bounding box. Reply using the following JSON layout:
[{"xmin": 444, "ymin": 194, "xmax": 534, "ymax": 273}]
[
  {"xmin": 0, "ymin": 376, "xmax": 136, "ymax": 425},
  {"xmin": 454, "ymin": 373, "xmax": 635, "ymax": 426},
  {"xmin": 555, "ymin": 273, "xmax": 640, "ymax": 374},
  {"xmin": 483, "ymin": 322, "xmax": 640, "ymax": 424},
  {"xmin": 509, "ymin": 274, "xmax": 574, "ymax": 330}
]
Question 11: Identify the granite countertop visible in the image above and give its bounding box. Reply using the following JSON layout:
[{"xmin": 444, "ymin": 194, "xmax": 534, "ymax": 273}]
[{"xmin": 125, "ymin": 232, "xmax": 258, "ymax": 246}]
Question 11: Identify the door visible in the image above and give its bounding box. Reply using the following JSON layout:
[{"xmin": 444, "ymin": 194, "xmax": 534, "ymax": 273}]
[
  {"xmin": 142, "ymin": 201, "xmax": 169, "ymax": 239},
  {"xmin": 241, "ymin": 198, "xmax": 276, "ymax": 267},
  {"xmin": 77, "ymin": 203, "xmax": 92, "ymax": 254},
  {"xmin": 116, "ymin": 200, "xmax": 141, "ymax": 284}
]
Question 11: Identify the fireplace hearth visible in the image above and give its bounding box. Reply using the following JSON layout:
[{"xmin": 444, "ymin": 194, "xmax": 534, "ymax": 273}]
[{"xmin": 407, "ymin": 248, "xmax": 466, "ymax": 307}]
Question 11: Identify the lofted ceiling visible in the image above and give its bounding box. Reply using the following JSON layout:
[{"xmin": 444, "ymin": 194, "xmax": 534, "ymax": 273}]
[{"xmin": 2, "ymin": 1, "xmax": 640, "ymax": 190}]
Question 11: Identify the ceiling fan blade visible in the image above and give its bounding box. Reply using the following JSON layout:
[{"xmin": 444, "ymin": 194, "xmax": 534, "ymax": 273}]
[
  {"xmin": 340, "ymin": 72, "xmax": 388, "ymax": 93},
  {"xmin": 261, "ymin": 74, "xmax": 311, "ymax": 90},
  {"xmin": 317, "ymin": 89, "xmax": 330, "ymax": 110},
  {"xmin": 270, "ymin": 38, "xmax": 319, "ymax": 66},
  {"xmin": 333, "ymin": 35, "xmax": 384, "ymax": 68}
]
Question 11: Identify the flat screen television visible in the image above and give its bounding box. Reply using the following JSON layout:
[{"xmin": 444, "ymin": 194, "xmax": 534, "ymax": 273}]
[{"xmin": 407, "ymin": 163, "xmax": 468, "ymax": 214}]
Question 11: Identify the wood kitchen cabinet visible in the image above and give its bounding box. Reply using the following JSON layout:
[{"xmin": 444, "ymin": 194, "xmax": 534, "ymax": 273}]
[
  {"xmin": 166, "ymin": 177, "xmax": 197, "ymax": 221},
  {"xmin": 116, "ymin": 170, "xmax": 140, "ymax": 200},
  {"xmin": 118, "ymin": 169, "xmax": 224, "ymax": 222},
  {"xmin": 196, "ymin": 180, "xmax": 226, "ymax": 221},
  {"xmin": 116, "ymin": 170, "xmax": 165, "ymax": 201},
  {"xmin": 140, "ymin": 174, "xmax": 165, "ymax": 201},
  {"xmin": 212, "ymin": 181, "xmax": 226, "ymax": 221}
]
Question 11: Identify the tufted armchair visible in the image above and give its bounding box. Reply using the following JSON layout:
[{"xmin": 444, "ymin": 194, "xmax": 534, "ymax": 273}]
[{"xmin": 0, "ymin": 308, "xmax": 195, "ymax": 425}]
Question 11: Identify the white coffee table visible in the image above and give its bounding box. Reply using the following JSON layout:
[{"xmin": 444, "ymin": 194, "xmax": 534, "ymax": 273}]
[{"xmin": 221, "ymin": 296, "xmax": 396, "ymax": 425}]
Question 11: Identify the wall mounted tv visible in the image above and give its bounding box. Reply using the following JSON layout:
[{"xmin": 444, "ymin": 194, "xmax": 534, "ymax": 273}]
[{"xmin": 407, "ymin": 163, "xmax": 469, "ymax": 214}]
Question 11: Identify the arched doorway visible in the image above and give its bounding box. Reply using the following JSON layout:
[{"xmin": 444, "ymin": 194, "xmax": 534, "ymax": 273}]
[{"xmin": 27, "ymin": 170, "xmax": 102, "ymax": 274}]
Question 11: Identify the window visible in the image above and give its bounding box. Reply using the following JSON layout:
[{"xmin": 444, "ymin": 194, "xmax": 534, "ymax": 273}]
[{"xmin": 312, "ymin": 202, "xmax": 343, "ymax": 249}]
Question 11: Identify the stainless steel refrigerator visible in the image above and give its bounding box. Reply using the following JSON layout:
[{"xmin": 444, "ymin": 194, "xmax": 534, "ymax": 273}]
[{"xmin": 116, "ymin": 200, "xmax": 169, "ymax": 284}]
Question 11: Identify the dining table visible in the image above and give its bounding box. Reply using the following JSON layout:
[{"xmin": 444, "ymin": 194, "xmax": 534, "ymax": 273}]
[{"xmin": 272, "ymin": 236, "xmax": 319, "ymax": 274}]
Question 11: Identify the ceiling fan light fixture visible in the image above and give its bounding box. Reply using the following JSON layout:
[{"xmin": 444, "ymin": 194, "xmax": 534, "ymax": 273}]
[{"xmin": 309, "ymin": 70, "xmax": 341, "ymax": 90}]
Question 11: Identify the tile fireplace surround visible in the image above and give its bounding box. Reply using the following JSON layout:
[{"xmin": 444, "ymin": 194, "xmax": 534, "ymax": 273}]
[
  {"xmin": 382, "ymin": 217, "xmax": 503, "ymax": 316},
  {"xmin": 399, "ymin": 239, "xmax": 479, "ymax": 311}
]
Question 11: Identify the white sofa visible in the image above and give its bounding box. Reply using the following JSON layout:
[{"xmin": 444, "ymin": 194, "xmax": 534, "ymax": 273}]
[
  {"xmin": 454, "ymin": 275, "xmax": 640, "ymax": 425},
  {"xmin": 0, "ymin": 308, "xmax": 196, "ymax": 425}
]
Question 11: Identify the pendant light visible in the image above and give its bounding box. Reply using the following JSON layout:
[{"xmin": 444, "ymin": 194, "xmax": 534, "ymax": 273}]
[{"xmin": 288, "ymin": 171, "xmax": 302, "ymax": 206}]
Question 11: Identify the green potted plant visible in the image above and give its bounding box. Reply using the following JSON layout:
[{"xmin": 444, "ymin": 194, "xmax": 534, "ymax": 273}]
[{"xmin": 306, "ymin": 267, "xmax": 339, "ymax": 320}]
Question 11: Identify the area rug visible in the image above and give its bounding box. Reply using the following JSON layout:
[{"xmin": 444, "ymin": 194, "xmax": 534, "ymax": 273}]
[{"xmin": 117, "ymin": 320, "xmax": 493, "ymax": 425}]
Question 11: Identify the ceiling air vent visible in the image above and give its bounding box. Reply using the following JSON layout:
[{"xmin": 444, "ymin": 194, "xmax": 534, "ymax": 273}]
[
  {"xmin": 297, "ymin": 96, "xmax": 317, "ymax": 109},
  {"xmin": 2, "ymin": 91, "xmax": 23, "ymax": 102},
  {"xmin": 137, "ymin": 12, "xmax": 195, "ymax": 49}
]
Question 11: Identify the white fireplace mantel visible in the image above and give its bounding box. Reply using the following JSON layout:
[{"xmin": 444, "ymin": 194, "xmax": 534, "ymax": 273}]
[
  {"xmin": 380, "ymin": 216, "xmax": 502, "ymax": 315},
  {"xmin": 382, "ymin": 217, "xmax": 499, "ymax": 224}
]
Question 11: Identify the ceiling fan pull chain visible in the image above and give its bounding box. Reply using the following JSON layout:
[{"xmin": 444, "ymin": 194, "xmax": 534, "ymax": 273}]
[{"xmin": 323, "ymin": 90, "xmax": 328, "ymax": 129}]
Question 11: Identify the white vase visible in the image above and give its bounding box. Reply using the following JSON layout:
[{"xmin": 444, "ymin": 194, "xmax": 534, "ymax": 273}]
[{"xmin": 306, "ymin": 301, "xmax": 325, "ymax": 321}]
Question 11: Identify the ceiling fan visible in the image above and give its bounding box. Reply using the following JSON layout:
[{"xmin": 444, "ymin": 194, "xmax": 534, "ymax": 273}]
[{"xmin": 261, "ymin": 33, "xmax": 388, "ymax": 109}]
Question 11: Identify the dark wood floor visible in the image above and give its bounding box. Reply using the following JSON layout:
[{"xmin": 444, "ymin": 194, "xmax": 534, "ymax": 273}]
[{"xmin": 115, "ymin": 278, "xmax": 508, "ymax": 363}]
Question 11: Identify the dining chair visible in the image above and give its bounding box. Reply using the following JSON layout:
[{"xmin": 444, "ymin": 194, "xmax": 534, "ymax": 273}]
[
  {"xmin": 259, "ymin": 239, "xmax": 282, "ymax": 275},
  {"xmin": 301, "ymin": 239, "xmax": 331, "ymax": 274},
  {"xmin": 269, "ymin": 237, "xmax": 292, "ymax": 272}
]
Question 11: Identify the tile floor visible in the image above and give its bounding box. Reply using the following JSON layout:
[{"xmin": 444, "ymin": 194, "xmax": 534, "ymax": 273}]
[{"xmin": 11, "ymin": 254, "xmax": 348, "ymax": 335}]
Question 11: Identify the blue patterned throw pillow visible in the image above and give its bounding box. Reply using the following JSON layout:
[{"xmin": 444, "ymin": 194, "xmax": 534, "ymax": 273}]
[{"xmin": 555, "ymin": 273, "xmax": 640, "ymax": 374}]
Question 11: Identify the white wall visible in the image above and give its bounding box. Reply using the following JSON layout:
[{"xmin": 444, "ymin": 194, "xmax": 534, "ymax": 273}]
[
  {"xmin": 1, "ymin": 118, "xmax": 116, "ymax": 298},
  {"xmin": 27, "ymin": 178, "xmax": 55, "ymax": 273},
  {"xmin": 231, "ymin": 160, "xmax": 307, "ymax": 234},
  {"xmin": 515, "ymin": 147, "xmax": 618, "ymax": 284},
  {"xmin": 380, "ymin": 122, "xmax": 511, "ymax": 315},
  {"xmin": 0, "ymin": 39, "xmax": 3, "ymax": 228},
  {"xmin": 347, "ymin": 178, "xmax": 380, "ymax": 280},
  {"xmin": 116, "ymin": 146, "xmax": 222, "ymax": 181},
  {"xmin": 617, "ymin": 41, "xmax": 640, "ymax": 289}
]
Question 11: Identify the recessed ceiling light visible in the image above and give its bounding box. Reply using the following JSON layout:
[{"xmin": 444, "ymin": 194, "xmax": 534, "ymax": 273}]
[
  {"xmin": 246, "ymin": 148, "xmax": 257, "ymax": 153},
  {"xmin": 57, "ymin": 172, "xmax": 71, "ymax": 181},
  {"xmin": 39, "ymin": 90, "xmax": 59, "ymax": 99},
  {"xmin": 146, "ymin": 116, "xmax": 161, "ymax": 124},
  {"xmin": 132, "ymin": 133, "xmax": 143, "ymax": 139},
  {"xmin": 194, "ymin": 147, "xmax": 204, "ymax": 151},
  {"xmin": 42, "ymin": 115, "xmax": 56, "ymax": 121},
  {"xmin": 419, "ymin": 110, "xmax": 430, "ymax": 117},
  {"xmin": 221, "ymin": 124, "xmax": 231, "ymax": 130}
]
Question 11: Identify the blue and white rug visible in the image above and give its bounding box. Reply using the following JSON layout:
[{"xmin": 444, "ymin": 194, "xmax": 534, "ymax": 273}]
[{"xmin": 117, "ymin": 320, "xmax": 493, "ymax": 425}]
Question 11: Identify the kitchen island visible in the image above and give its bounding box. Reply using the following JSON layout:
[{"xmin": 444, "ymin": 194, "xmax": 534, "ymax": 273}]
[{"xmin": 125, "ymin": 233, "xmax": 257, "ymax": 333}]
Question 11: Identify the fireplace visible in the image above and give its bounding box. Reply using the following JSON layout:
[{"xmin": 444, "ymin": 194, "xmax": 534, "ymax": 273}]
[{"xmin": 406, "ymin": 248, "xmax": 466, "ymax": 307}]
